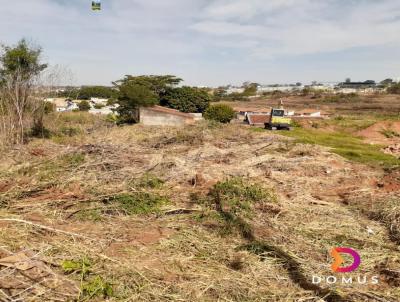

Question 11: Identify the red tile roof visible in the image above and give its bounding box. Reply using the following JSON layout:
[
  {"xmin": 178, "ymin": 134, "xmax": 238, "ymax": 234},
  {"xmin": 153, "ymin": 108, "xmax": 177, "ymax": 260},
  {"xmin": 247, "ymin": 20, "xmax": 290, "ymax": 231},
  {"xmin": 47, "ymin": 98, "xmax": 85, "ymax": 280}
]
[
  {"xmin": 233, "ymin": 107, "xmax": 271, "ymax": 113},
  {"xmin": 143, "ymin": 106, "xmax": 195, "ymax": 119}
]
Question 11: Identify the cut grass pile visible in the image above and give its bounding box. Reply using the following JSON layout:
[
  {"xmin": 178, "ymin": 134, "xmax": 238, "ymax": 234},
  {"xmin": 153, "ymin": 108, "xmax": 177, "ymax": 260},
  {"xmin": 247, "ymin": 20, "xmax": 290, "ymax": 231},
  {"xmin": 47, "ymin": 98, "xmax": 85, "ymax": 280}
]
[{"xmin": 281, "ymin": 128, "xmax": 400, "ymax": 168}]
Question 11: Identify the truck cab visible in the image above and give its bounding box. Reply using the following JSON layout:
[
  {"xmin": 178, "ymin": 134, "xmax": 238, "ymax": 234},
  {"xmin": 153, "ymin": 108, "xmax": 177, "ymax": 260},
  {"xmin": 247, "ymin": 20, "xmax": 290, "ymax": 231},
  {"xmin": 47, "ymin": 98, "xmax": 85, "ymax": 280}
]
[{"xmin": 265, "ymin": 108, "xmax": 292, "ymax": 130}]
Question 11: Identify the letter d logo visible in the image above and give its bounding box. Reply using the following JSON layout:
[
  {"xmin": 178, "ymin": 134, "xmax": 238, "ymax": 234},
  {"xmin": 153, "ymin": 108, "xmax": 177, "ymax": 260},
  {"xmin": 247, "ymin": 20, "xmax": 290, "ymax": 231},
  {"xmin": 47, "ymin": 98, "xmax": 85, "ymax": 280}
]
[{"xmin": 331, "ymin": 247, "xmax": 361, "ymax": 273}]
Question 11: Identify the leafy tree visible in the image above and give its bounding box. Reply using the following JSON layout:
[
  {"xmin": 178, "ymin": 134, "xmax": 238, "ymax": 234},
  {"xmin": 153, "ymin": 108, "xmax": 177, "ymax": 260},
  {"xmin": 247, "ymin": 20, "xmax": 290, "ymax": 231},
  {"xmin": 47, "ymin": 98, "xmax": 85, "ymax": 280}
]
[
  {"xmin": 204, "ymin": 104, "xmax": 236, "ymax": 123},
  {"xmin": 58, "ymin": 87, "xmax": 81, "ymax": 99},
  {"xmin": 78, "ymin": 86, "xmax": 117, "ymax": 100},
  {"xmin": 0, "ymin": 39, "xmax": 47, "ymax": 83},
  {"xmin": 380, "ymin": 78, "xmax": 393, "ymax": 86},
  {"xmin": 78, "ymin": 100, "xmax": 91, "ymax": 111},
  {"xmin": 0, "ymin": 39, "xmax": 47, "ymax": 143},
  {"xmin": 214, "ymin": 86, "xmax": 228, "ymax": 101},
  {"xmin": 243, "ymin": 83, "xmax": 259, "ymax": 96},
  {"xmin": 116, "ymin": 75, "xmax": 182, "ymax": 97},
  {"xmin": 58, "ymin": 86, "xmax": 117, "ymax": 100},
  {"xmin": 160, "ymin": 86, "xmax": 211, "ymax": 113},
  {"xmin": 114, "ymin": 77, "xmax": 159, "ymax": 123},
  {"xmin": 388, "ymin": 83, "xmax": 400, "ymax": 94}
]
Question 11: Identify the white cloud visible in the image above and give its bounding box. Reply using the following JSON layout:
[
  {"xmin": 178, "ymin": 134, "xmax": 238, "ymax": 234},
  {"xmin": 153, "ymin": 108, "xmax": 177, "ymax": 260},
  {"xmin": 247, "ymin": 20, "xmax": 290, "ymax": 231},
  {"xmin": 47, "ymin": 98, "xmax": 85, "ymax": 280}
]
[{"xmin": 193, "ymin": 0, "xmax": 400, "ymax": 56}]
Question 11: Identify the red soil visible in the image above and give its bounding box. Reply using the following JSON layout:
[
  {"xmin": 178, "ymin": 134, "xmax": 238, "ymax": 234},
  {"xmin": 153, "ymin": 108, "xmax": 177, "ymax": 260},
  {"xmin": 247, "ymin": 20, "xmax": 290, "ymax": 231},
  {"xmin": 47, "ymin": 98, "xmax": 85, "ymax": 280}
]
[{"xmin": 358, "ymin": 121, "xmax": 400, "ymax": 145}]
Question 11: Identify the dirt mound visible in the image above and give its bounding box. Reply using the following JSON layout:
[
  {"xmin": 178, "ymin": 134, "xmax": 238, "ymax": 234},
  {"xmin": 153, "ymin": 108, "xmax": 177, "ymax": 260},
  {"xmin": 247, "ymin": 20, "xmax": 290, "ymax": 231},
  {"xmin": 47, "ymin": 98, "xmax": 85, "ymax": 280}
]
[{"xmin": 358, "ymin": 121, "xmax": 400, "ymax": 145}]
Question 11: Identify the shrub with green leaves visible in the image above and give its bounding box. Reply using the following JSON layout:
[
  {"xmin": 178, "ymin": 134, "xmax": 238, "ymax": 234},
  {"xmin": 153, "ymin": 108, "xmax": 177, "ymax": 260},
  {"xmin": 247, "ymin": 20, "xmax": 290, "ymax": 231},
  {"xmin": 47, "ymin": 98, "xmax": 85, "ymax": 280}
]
[
  {"xmin": 62, "ymin": 257, "xmax": 92, "ymax": 276},
  {"xmin": 81, "ymin": 276, "xmax": 114, "ymax": 300},
  {"xmin": 160, "ymin": 86, "xmax": 211, "ymax": 113},
  {"xmin": 204, "ymin": 104, "xmax": 236, "ymax": 123},
  {"xmin": 78, "ymin": 100, "xmax": 91, "ymax": 111},
  {"xmin": 135, "ymin": 173, "xmax": 164, "ymax": 189}
]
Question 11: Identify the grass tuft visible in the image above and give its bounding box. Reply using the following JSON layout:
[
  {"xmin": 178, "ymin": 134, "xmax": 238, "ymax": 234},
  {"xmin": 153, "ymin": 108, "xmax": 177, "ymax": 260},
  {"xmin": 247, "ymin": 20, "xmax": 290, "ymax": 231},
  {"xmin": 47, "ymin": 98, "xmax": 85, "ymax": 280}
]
[{"xmin": 104, "ymin": 192, "xmax": 168, "ymax": 215}]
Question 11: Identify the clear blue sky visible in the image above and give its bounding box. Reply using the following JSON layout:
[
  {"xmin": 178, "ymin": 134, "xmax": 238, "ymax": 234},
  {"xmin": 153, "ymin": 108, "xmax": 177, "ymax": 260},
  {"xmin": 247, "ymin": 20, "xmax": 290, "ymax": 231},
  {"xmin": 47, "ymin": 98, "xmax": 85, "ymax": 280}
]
[{"xmin": 1, "ymin": 0, "xmax": 399, "ymax": 86}]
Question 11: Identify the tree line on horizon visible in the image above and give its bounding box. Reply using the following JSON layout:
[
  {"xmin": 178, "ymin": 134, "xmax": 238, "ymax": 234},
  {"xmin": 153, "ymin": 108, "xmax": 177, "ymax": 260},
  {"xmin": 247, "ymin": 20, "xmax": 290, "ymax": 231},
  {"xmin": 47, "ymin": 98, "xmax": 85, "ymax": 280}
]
[{"xmin": 0, "ymin": 40, "xmax": 236, "ymax": 145}]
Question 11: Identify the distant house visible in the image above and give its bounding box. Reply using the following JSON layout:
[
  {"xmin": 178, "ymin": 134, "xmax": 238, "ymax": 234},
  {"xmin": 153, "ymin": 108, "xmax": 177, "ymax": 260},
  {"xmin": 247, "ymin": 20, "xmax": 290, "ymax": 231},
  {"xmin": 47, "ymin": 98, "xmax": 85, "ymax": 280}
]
[
  {"xmin": 140, "ymin": 106, "xmax": 197, "ymax": 126},
  {"xmin": 90, "ymin": 98, "xmax": 108, "ymax": 105},
  {"xmin": 44, "ymin": 98, "xmax": 78, "ymax": 112},
  {"xmin": 336, "ymin": 80, "xmax": 378, "ymax": 93},
  {"xmin": 89, "ymin": 104, "xmax": 118, "ymax": 115},
  {"xmin": 226, "ymin": 87, "xmax": 245, "ymax": 94}
]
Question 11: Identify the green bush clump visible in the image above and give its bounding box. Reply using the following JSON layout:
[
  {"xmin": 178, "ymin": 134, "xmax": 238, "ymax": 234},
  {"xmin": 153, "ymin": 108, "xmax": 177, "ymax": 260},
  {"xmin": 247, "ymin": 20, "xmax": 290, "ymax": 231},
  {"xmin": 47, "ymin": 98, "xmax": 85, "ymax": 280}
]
[
  {"xmin": 136, "ymin": 173, "xmax": 164, "ymax": 189},
  {"xmin": 204, "ymin": 104, "xmax": 236, "ymax": 123},
  {"xmin": 62, "ymin": 257, "xmax": 92, "ymax": 276},
  {"xmin": 105, "ymin": 192, "xmax": 168, "ymax": 215},
  {"xmin": 78, "ymin": 100, "xmax": 91, "ymax": 111},
  {"xmin": 209, "ymin": 178, "xmax": 277, "ymax": 216},
  {"xmin": 81, "ymin": 276, "xmax": 114, "ymax": 300}
]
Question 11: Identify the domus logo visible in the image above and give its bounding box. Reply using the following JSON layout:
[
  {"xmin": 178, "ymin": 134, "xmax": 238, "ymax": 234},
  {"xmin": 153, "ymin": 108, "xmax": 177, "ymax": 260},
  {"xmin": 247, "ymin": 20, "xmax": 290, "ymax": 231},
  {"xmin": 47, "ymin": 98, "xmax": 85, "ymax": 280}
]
[
  {"xmin": 312, "ymin": 247, "xmax": 379, "ymax": 285},
  {"xmin": 331, "ymin": 247, "xmax": 361, "ymax": 273}
]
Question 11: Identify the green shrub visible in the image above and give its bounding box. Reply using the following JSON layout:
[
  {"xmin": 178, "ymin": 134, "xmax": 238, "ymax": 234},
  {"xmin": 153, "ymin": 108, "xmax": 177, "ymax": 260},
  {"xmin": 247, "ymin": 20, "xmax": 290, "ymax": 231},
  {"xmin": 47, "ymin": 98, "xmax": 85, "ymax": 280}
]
[
  {"xmin": 209, "ymin": 178, "xmax": 277, "ymax": 216},
  {"xmin": 203, "ymin": 178, "xmax": 277, "ymax": 239},
  {"xmin": 61, "ymin": 257, "xmax": 91, "ymax": 276},
  {"xmin": 135, "ymin": 173, "xmax": 164, "ymax": 189},
  {"xmin": 106, "ymin": 113, "xmax": 118, "ymax": 124},
  {"xmin": 78, "ymin": 100, "xmax": 91, "ymax": 111},
  {"xmin": 93, "ymin": 103, "xmax": 105, "ymax": 109},
  {"xmin": 29, "ymin": 123, "xmax": 51, "ymax": 138},
  {"xmin": 43, "ymin": 101, "xmax": 55, "ymax": 114},
  {"xmin": 388, "ymin": 83, "xmax": 400, "ymax": 94},
  {"xmin": 204, "ymin": 104, "xmax": 236, "ymax": 123},
  {"xmin": 81, "ymin": 276, "xmax": 113, "ymax": 299},
  {"xmin": 160, "ymin": 86, "xmax": 211, "ymax": 113}
]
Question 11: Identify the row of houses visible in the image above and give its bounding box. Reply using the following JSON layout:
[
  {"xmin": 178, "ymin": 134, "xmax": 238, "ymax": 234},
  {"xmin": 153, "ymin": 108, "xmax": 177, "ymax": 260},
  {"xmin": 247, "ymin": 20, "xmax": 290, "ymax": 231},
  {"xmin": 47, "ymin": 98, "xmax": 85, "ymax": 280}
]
[
  {"xmin": 44, "ymin": 98, "xmax": 118, "ymax": 115},
  {"xmin": 44, "ymin": 97, "xmax": 202, "ymax": 126}
]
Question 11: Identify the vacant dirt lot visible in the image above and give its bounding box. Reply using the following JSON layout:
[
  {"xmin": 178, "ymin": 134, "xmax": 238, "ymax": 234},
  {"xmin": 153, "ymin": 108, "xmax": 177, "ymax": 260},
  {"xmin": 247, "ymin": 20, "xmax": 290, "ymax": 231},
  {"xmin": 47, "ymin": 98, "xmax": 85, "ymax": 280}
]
[
  {"xmin": 0, "ymin": 117, "xmax": 399, "ymax": 301},
  {"xmin": 223, "ymin": 93, "xmax": 400, "ymax": 116}
]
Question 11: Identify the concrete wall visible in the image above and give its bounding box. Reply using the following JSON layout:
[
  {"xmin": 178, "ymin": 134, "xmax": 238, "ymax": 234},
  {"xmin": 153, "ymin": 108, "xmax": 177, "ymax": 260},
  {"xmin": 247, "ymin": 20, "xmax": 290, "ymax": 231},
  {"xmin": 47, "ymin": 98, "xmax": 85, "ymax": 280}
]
[{"xmin": 140, "ymin": 108, "xmax": 195, "ymax": 126}]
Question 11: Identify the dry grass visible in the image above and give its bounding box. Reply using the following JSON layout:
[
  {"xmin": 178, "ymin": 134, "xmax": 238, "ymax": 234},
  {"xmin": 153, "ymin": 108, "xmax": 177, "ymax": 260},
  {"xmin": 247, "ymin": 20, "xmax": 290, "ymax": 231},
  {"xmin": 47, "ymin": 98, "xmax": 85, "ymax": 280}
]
[{"xmin": 0, "ymin": 114, "xmax": 400, "ymax": 301}]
